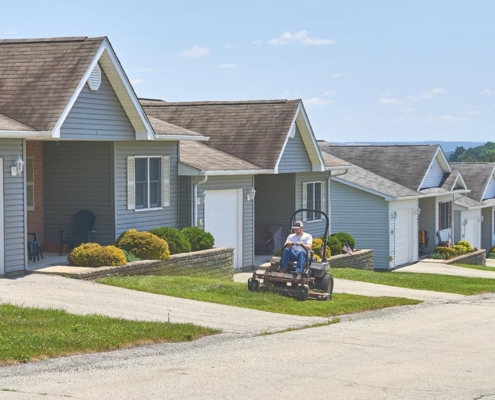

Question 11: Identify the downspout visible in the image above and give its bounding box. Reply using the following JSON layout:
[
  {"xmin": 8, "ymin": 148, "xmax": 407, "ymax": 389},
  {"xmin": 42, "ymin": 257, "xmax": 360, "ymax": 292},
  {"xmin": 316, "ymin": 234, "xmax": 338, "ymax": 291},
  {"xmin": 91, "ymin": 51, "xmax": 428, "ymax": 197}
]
[{"xmin": 193, "ymin": 176, "xmax": 208, "ymax": 227}]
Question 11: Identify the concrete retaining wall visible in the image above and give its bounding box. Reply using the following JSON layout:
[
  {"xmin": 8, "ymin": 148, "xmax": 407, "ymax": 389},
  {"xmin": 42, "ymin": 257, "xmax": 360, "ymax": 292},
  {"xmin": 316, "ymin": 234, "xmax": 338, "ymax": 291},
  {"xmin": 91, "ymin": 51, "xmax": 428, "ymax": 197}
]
[
  {"xmin": 445, "ymin": 249, "xmax": 486, "ymax": 266},
  {"xmin": 330, "ymin": 249, "xmax": 374, "ymax": 270}
]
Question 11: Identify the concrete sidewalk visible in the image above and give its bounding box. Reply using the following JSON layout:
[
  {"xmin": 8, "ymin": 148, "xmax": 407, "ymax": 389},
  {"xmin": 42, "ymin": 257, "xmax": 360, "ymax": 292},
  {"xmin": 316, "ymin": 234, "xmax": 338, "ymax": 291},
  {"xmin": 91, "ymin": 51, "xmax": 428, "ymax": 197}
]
[{"xmin": 394, "ymin": 260, "xmax": 495, "ymax": 279}]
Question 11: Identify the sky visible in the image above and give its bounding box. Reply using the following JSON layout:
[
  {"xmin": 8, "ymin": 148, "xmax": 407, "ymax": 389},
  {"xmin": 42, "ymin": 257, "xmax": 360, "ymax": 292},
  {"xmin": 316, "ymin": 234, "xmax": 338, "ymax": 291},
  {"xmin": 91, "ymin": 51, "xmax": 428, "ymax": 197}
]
[{"xmin": 1, "ymin": 0, "xmax": 495, "ymax": 143}]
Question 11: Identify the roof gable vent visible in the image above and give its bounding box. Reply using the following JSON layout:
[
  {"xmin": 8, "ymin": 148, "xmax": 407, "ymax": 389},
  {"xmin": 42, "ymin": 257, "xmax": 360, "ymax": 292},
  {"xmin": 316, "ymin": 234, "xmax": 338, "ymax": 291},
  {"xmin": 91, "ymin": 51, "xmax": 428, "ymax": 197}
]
[{"xmin": 87, "ymin": 64, "xmax": 101, "ymax": 91}]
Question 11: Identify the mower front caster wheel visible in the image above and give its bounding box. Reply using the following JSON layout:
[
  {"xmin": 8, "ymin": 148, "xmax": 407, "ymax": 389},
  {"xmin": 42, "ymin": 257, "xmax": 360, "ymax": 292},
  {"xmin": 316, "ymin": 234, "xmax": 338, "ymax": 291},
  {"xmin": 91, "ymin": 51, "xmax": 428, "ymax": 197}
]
[
  {"xmin": 297, "ymin": 285, "xmax": 309, "ymax": 301},
  {"xmin": 248, "ymin": 278, "xmax": 260, "ymax": 292}
]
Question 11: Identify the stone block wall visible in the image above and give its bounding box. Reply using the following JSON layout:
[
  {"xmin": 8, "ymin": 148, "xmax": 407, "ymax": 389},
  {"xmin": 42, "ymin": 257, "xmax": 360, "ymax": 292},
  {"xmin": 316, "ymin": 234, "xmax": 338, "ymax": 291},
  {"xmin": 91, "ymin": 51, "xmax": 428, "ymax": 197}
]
[
  {"xmin": 445, "ymin": 249, "xmax": 486, "ymax": 266},
  {"xmin": 330, "ymin": 249, "xmax": 374, "ymax": 270},
  {"xmin": 67, "ymin": 247, "xmax": 234, "ymax": 280}
]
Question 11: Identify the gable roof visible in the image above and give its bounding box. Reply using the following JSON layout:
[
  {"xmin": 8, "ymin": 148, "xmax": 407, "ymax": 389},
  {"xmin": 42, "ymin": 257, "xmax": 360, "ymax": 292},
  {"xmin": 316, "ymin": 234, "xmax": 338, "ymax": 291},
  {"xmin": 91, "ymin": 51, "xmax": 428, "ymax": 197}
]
[
  {"xmin": 179, "ymin": 141, "xmax": 270, "ymax": 176},
  {"xmin": 0, "ymin": 113, "xmax": 35, "ymax": 132},
  {"xmin": 450, "ymin": 162, "xmax": 495, "ymax": 202},
  {"xmin": 141, "ymin": 98, "xmax": 324, "ymax": 171},
  {"xmin": 0, "ymin": 36, "xmax": 176, "ymax": 140},
  {"xmin": 332, "ymin": 164, "xmax": 423, "ymax": 201},
  {"xmin": 318, "ymin": 142, "xmax": 449, "ymax": 191},
  {"xmin": 147, "ymin": 116, "xmax": 205, "ymax": 139}
]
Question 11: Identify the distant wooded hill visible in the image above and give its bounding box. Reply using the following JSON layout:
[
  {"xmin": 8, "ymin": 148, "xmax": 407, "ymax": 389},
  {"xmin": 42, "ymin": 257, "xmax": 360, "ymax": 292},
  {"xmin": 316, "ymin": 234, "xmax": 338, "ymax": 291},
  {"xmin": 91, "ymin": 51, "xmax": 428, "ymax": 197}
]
[{"xmin": 334, "ymin": 141, "xmax": 485, "ymax": 159}]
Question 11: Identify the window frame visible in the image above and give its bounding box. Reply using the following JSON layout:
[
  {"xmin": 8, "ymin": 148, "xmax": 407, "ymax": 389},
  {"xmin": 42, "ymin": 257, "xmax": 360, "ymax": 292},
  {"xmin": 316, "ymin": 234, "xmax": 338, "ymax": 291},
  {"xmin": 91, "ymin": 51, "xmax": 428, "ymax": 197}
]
[
  {"xmin": 26, "ymin": 156, "xmax": 34, "ymax": 211},
  {"xmin": 134, "ymin": 156, "xmax": 162, "ymax": 211},
  {"xmin": 438, "ymin": 201, "xmax": 452, "ymax": 230},
  {"xmin": 304, "ymin": 181, "xmax": 324, "ymax": 222}
]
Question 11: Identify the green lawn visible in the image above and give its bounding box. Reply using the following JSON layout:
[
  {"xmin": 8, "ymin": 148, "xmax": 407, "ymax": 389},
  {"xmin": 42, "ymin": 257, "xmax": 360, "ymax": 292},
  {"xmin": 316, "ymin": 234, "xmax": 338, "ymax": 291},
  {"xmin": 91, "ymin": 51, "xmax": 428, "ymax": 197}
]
[
  {"xmin": 452, "ymin": 263, "xmax": 495, "ymax": 272},
  {"xmin": 0, "ymin": 304, "xmax": 219, "ymax": 366},
  {"xmin": 331, "ymin": 268, "xmax": 495, "ymax": 295},
  {"xmin": 98, "ymin": 275, "xmax": 420, "ymax": 318}
]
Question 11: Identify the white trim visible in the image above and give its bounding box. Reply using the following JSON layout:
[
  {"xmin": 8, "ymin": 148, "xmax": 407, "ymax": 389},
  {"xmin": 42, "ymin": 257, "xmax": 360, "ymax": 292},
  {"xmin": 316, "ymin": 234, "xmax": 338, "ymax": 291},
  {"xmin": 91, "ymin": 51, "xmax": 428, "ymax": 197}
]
[
  {"xmin": 451, "ymin": 172, "xmax": 468, "ymax": 191},
  {"xmin": 155, "ymin": 134, "xmax": 209, "ymax": 141},
  {"xmin": 178, "ymin": 162, "xmax": 273, "ymax": 176},
  {"xmin": 417, "ymin": 147, "xmax": 451, "ymax": 191},
  {"xmin": 480, "ymin": 165, "xmax": 495, "ymax": 201},
  {"xmin": 0, "ymin": 158, "xmax": 4, "ymax": 275},
  {"xmin": 0, "ymin": 131, "xmax": 52, "ymax": 138},
  {"xmin": 127, "ymin": 156, "xmax": 135, "ymax": 210},
  {"xmin": 162, "ymin": 156, "xmax": 170, "ymax": 207},
  {"xmin": 26, "ymin": 156, "xmax": 34, "ymax": 211},
  {"xmin": 297, "ymin": 103, "xmax": 326, "ymax": 172}
]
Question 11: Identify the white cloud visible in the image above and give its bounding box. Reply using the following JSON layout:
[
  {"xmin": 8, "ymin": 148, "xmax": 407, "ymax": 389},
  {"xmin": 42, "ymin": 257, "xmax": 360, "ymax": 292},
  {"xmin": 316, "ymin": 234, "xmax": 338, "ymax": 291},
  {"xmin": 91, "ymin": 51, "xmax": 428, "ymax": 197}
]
[
  {"xmin": 419, "ymin": 87, "xmax": 447, "ymax": 99},
  {"xmin": 400, "ymin": 107, "xmax": 416, "ymax": 113},
  {"xmin": 224, "ymin": 44, "xmax": 234, "ymax": 49},
  {"xmin": 481, "ymin": 88, "xmax": 495, "ymax": 96},
  {"xmin": 427, "ymin": 113, "xmax": 467, "ymax": 123},
  {"xmin": 304, "ymin": 97, "xmax": 329, "ymax": 106},
  {"xmin": 461, "ymin": 110, "xmax": 481, "ymax": 116},
  {"xmin": 252, "ymin": 39, "xmax": 264, "ymax": 45},
  {"xmin": 220, "ymin": 63, "xmax": 239, "ymax": 69},
  {"xmin": 267, "ymin": 30, "xmax": 334, "ymax": 46},
  {"xmin": 331, "ymin": 73, "xmax": 343, "ymax": 78},
  {"xmin": 130, "ymin": 78, "xmax": 144, "ymax": 85},
  {"xmin": 176, "ymin": 46, "xmax": 210, "ymax": 58},
  {"xmin": 379, "ymin": 97, "xmax": 402, "ymax": 105},
  {"xmin": 324, "ymin": 90, "xmax": 337, "ymax": 97},
  {"xmin": 136, "ymin": 67, "xmax": 152, "ymax": 72}
]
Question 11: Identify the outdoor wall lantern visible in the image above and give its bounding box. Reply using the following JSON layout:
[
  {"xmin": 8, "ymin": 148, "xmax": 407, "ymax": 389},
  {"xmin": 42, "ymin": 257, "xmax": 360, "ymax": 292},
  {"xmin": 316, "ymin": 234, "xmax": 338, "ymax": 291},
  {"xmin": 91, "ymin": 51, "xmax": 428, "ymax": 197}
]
[
  {"xmin": 197, "ymin": 192, "xmax": 206, "ymax": 205},
  {"xmin": 247, "ymin": 188, "xmax": 256, "ymax": 201},
  {"xmin": 11, "ymin": 156, "xmax": 25, "ymax": 176}
]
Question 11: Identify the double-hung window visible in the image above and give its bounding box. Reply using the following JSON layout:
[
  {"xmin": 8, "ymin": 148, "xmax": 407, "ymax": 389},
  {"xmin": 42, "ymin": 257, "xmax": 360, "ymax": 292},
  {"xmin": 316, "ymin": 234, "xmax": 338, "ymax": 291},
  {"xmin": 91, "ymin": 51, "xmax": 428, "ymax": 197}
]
[
  {"xmin": 438, "ymin": 201, "xmax": 452, "ymax": 230},
  {"xmin": 127, "ymin": 156, "xmax": 170, "ymax": 210},
  {"xmin": 303, "ymin": 181, "xmax": 326, "ymax": 222},
  {"xmin": 26, "ymin": 156, "xmax": 34, "ymax": 211}
]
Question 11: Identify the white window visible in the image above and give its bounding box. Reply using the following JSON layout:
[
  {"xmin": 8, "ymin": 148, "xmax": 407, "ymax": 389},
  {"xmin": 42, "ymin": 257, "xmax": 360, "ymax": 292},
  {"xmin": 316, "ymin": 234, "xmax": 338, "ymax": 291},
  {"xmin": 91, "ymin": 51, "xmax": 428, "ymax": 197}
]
[
  {"xmin": 438, "ymin": 201, "xmax": 452, "ymax": 230},
  {"xmin": 26, "ymin": 156, "xmax": 34, "ymax": 211},
  {"xmin": 302, "ymin": 181, "xmax": 326, "ymax": 222},
  {"xmin": 127, "ymin": 156, "xmax": 170, "ymax": 210}
]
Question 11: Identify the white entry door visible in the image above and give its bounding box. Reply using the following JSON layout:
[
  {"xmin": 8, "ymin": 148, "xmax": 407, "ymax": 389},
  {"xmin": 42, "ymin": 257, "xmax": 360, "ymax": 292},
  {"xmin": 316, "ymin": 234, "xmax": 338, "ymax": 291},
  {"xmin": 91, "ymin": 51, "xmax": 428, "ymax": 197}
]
[
  {"xmin": 394, "ymin": 208, "xmax": 413, "ymax": 266},
  {"xmin": 0, "ymin": 158, "xmax": 4, "ymax": 275},
  {"xmin": 204, "ymin": 189, "xmax": 243, "ymax": 269},
  {"xmin": 463, "ymin": 211, "xmax": 480, "ymax": 248}
]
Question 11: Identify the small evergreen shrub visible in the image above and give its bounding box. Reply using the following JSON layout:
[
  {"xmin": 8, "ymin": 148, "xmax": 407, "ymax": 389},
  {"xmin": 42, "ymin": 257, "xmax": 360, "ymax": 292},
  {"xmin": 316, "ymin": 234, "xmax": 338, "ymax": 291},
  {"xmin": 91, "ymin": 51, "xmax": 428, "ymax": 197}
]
[
  {"xmin": 312, "ymin": 238, "xmax": 330, "ymax": 260},
  {"xmin": 68, "ymin": 243, "xmax": 126, "ymax": 267},
  {"xmin": 490, "ymin": 246, "xmax": 495, "ymax": 254},
  {"xmin": 327, "ymin": 236, "xmax": 342, "ymax": 257},
  {"xmin": 121, "ymin": 249, "xmax": 141, "ymax": 262},
  {"xmin": 488, "ymin": 252, "xmax": 495, "ymax": 259},
  {"xmin": 181, "ymin": 227, "xmax": 214, "ymax": 251},
  {"xmin": 150, "ymin": 227, "xmax": 191, "ymax": 255},
  {"xmin": 330, "ymin": 232, "xmax": 355, "ymax": 250},
  {"xmin": 430, "ymin": 252, "xmax": 444, "ymax": 260},
  {"xmin": 115, "ymin": 229, "xmax": 170, "ymax": 260},
  {"xmin": 454, "ymin": 240, "xmax": 473, "ymax": 254},
  {"xmin": 435, "ymin": 246, "xmax": 456, "ymax": 260}
]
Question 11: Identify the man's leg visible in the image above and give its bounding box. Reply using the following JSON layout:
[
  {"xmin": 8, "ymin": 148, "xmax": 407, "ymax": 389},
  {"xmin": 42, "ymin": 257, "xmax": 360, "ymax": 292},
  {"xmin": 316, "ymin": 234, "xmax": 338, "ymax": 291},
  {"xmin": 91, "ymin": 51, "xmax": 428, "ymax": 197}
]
[
  {"xmin": 280, "ymin": 247, "xmax": 292, "ymax": 272},
  {"xmin": 295, "ymin": 250, "xmax": 307, "ymax": 273}
]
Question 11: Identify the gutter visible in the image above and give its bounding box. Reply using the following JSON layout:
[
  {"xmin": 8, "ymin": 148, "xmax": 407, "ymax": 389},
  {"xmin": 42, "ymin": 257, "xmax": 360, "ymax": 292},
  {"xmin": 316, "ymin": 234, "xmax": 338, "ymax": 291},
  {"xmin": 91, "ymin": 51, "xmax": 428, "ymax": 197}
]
[
  {"xmin": 0, "ymin": 131, "xmax": 52, "ymax": 138},
  {"xmin": 155, "ymin": 134, "xmax": 209, "ymax": 141}
]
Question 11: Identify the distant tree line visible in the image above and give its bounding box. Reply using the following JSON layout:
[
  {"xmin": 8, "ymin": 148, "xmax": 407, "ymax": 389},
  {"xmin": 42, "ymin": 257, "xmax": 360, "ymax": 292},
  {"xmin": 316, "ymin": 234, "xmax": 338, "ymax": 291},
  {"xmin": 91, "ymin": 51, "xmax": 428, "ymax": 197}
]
[{"xmin": 449, "ymin": 142, "xmax": 495, "ymax": 162}]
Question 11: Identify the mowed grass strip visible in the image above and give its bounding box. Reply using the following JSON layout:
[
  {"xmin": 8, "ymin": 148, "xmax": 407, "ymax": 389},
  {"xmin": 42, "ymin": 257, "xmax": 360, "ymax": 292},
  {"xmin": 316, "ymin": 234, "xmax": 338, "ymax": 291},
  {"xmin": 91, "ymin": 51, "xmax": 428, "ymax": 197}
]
[
  {"xmin": 98, "ymin": 275, "xmax": 420, "ymax": 317},
  {"xmin": 332, "ymin": 268, "xmax": 495, "ymax": 295},
  {"xmin": 452, "ymin": 263, "xmax": 495, "ymax": 272},
  {"xmin": 0, "ymin": 304, "xmax": 219, "ymax": 366}
]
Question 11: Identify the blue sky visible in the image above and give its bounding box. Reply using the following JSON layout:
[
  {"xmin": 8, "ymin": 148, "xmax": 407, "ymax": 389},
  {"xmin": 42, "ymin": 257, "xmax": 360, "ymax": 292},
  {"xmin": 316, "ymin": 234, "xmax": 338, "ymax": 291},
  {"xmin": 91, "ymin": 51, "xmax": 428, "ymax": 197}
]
[{"xmin": 1, "ymin": 1, "xmax": 495, "ymax": 143}]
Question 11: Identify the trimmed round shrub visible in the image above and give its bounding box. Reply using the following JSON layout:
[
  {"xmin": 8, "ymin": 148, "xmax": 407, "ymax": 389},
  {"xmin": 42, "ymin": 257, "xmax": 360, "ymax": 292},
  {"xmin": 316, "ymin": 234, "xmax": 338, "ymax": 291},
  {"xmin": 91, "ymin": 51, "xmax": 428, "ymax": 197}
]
[
  {"xmin": 121, "ymin": 249, "xmax": 141, "ymax": 262},
  {"xmin": 430, "ymin": 252, "xmax": 444, "ymax": 260},
  {"xmin": 115, "ymin": 229, "xmax": 170, "ymax": 260},
  {"xmin": 454, "ymin": 240, "xmax": 473, "ymax": 254},
  {"xmin": 68, "ymin": 243, "xmax": 126, "ymax": 267},
  {"xmin": 488, "ymin": 252, "xmax": 495, "ymax": 259},
  {"xmin": 327, "ymin": 236, "xmax": 342, "ymax": 257},
  {"xmin": 435, "ymin": 246, "xmax": 456, "ymax": 260},
  {"xmin": 490, "ymin": 246, "xmax": 495, "ymax": 254},
  {"xmin": 181, "ymin": 227, "xmax": 214, "ymax": 251},
  {"xmin": 312, "ymin": 238, "xmax": 330, "ymax": 260},
  {"xmin": 150, "ymin": 227, "xmax": 191, "ymax": 255},
  {"xmin": 330, "ymin": 232, "xmax": 355, "ymax": 250}
]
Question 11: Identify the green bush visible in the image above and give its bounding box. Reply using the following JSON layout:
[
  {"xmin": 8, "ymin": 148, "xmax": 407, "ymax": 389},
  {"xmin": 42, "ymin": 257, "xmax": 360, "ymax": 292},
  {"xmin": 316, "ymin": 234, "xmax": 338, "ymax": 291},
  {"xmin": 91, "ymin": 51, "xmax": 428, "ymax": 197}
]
[
  {"xmin": 312, "ymin": 238, "xmax": 330, "ymax": 260},
  {"xmin": 181, "ymin": 227, "xmax": 214, "ymax": 251},
  {"xmin": 488, "ymin": 252, "xmax": 495, "ymax": 259},
  {"xmin": 115, "ymin": 229, "xmax": 170, "ymax": 260},
  {"xmin": 435, "ymin": 246, "xmax": 456, "ymax": 260},
  {"xmin": 454, "ymin": 240, "xmax": 473, "ymax": 254},
  {"xmin": 330, "ymin": 232, "xmax": 355, "ymax": 250},
  {"xmin": 150, "ymin": 227, "xmax": 191, "ymax": 255},
  {"xmin": 68, "ymin": 243, "xmax": 127, "ymax": 267},
  {"xmin": 121, "ymin": 249, "xmax": 141, "ymax": 262},
  {"xmin": 490, "ymin": 246, "xmax": 495, "ymax": 254},
  {"xmin": 327, "ymin": 236, "xmax": 342, "ymax": 257},
  {"xmin": 430, "ymin": 252, "xmax": 444, "ymax": 260}
]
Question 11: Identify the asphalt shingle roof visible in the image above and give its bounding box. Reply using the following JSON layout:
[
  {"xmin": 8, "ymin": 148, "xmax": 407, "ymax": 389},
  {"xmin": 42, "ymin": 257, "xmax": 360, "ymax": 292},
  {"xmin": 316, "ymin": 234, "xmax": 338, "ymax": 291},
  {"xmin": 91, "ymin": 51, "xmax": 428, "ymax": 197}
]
[
  {"xmin": 0, "ymin": 113, "xmax": 35, "ymax": 131},
  {"xmin": 318, "ymin": 142, "xmax": 441, "ymax": 190},
  {"xmin": 450, "ymin": 162, "xmax": 495, "ymax": 202},
  {"xmin": 0, "ymin": 36, "xmax": 104, "ymax": 131},
  {"xmin": 141, "ymin": 99, "xmax": 301, "ymax": 169},
  {"xmin": 147, "ymin": 116, "xmax": 203, "ymax": 137}
]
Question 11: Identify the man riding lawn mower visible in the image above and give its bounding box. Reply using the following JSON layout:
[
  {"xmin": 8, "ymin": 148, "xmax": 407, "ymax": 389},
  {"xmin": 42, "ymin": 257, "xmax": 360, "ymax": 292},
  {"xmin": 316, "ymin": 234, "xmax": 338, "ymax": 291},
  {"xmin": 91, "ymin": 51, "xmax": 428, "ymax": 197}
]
[{"xmin": 248, "ymin": 209, "xmax": 334, "ymax": 301}]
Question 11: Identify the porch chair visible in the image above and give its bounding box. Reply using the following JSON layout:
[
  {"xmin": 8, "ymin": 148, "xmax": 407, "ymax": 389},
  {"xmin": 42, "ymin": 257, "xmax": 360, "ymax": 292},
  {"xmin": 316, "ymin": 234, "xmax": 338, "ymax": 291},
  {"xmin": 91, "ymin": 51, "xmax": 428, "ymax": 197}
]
[
  {"xmin": 418, "ymin": 230, "xmax": 429, "ymax": 255},
  {"xmin": 59, "ymin": 210, "xmax": 97, "ymax": 255}
]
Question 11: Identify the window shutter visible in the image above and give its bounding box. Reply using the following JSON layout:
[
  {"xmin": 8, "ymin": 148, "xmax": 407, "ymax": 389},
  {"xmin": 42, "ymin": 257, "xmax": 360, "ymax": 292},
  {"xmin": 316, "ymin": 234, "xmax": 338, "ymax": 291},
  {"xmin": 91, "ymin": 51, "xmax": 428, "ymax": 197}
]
[
  {"xmin": 448, "ymin": 201, "xmax": 452, "ymax": 229},
  {"xmin": 320, "ymin": 181, "xmax": 326, "ymax": 216},
  {"xmin": 302, "ymin": 182, "xmax": 307, "ymax": 222},
  {"xmin": 438, "ymin": 202, "xmax": 442, "ymax": 230},
  {"xmin": 163, "ymin": 156, "xmax": 170, "ymax": 207},
  {"xmin": 127, "ymin": 156, "xmax": 135, "ymax": 210}
]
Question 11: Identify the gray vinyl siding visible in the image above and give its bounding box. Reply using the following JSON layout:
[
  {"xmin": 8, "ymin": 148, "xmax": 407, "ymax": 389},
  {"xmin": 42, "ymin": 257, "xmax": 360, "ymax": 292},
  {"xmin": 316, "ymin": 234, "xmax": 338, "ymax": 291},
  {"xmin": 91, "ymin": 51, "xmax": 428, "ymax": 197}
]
[
  {"xmin": 421, "ymin": 157, "xmax": 444, "ymax": 189},
  {"xmin": 114, "ymin": 141, "xmax": 179, "ymax": 237},
  {"xmin": 482, "ymin": 207, "xmax": 492, "ymax": 252},
  {"xmin": 1, "ymin": 139, "xmax": 26, "ymax": 274},
  {"xmin": 43, "ymin": 141, "xmax": 113, "ymax": 246},
  {"xmin": 296, "ymin": 172, "xmax": 329, "ymax": 238},
  {"xmin": 60, "ymin": 66, "xmax": 135, "ymax": 140},
  {"xmin": 195, "ymin": 175, "xmax": 255, "ymax": 268},
  {"xmin": 331, "ymin": 181, "xmax": 389, "ymax": 270},
  {"xmin": 278, "ymin": 127, "xmax": 312, "ymax": 173},
  {"xmin": 418, "ymin": 197, "xmax": 436, "ymax": 252},
  {"xmin": 178, "ymin": 176, "xmax": 192, "ymax": 229},
  {"xmin": 453, "ymin": 210, "xmax": 461, "ymax": 243},
  {"xmin": 254, "ymin": 174, "xmax": 295, "ymax": 253}
]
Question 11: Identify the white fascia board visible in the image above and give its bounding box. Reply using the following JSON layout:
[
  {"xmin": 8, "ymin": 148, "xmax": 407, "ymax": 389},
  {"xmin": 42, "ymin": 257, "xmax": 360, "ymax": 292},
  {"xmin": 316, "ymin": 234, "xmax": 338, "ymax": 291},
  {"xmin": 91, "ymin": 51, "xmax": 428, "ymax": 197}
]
[
  {"xmin": 452, "ymin": 172, "xmax": 468, "ymax": 191},
  {"xmin": 155, "ymin": 135, "xmax": 209, "ymax": 141},
  {"xmin": 326, "ymin": 165, "xmax": 354, "ymax": 171},
  {"xmin": 179, "ymin": 162, "xmax": 273, "ymax": 176},
  {"xmin": 436, "ymin": 146, "xmax": 452, "ymax": 172},
  {"xmin": 273, "ymin": 108, "xmax": 298, "ymax": 174},
  {"xmin": 297, "ymin": 104, "xmax": 326, "ymax": 172},
  {"xmin": 51, "ymin": 43, "xmax": 106, "ymax": 139},
  {"xmin": 331, "ymin": 176, "xmax": 393, "ymax": 200},
  {"xmin": 480, "ymin": 165, "xmax": 495, "ymax": 200},
  {"xmin": 0, "ymin": 131, "xmax": 52, "ymax": 138},
  {"xmin": 417, "ymin": 147, "xmax": 452, "ymax": 191}
]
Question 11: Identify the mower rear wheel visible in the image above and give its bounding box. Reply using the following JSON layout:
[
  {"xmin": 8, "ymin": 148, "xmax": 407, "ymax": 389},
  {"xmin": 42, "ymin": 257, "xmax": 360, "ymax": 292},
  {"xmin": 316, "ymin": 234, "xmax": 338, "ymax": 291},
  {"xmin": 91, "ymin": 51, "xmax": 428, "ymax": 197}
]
[
  {"xmin": 316, "ymin": 273, "xmax": 334, "ymax": 297},
  {"xmin": 297, "ymin": 285, "xmax": 309, "ymax": 301},
  {"xmin": 247, "ymin": 278, "xmax": 260, "ymax": 292}
]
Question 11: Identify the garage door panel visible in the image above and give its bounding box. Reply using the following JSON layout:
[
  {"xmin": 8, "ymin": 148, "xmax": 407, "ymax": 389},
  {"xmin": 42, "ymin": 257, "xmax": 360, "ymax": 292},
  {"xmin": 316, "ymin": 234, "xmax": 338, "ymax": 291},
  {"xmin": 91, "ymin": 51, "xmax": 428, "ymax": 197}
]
[{"xmin": 394, "ymin": 208, "xmax": 413, "ymax": 266}]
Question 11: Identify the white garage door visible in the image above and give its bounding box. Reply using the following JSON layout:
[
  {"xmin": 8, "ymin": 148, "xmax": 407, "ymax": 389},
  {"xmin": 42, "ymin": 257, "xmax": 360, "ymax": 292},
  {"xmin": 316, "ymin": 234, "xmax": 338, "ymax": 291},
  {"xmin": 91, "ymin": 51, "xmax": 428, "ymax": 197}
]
[
  {"xmin": 0, "ymin": 158, "xmax": 4, "ymax": 275},
  {"xmin": 394, "ymin": 208, "xmax": 413, "ymax": 266},
  {"xmin": 204, "ymin": 189, "xmax": 243, "ymax": 269},
  {"xmin": 463, "ymin": 211, "xmax": 480, "ymax": 248}
]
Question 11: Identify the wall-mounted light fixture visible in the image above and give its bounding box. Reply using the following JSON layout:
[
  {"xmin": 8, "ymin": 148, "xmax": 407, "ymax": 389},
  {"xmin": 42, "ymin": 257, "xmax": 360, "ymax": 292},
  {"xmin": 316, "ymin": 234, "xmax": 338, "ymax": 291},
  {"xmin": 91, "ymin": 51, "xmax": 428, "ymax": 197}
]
[
  {"xmin": 247, "ymin": 188, "xmax": 256, "ymax": 201},
  {"xmin": 11, "ymin": 156, "xmax": 25, "ymax": 177},
  {"xmin": 390, "ymin": 210, "xmax": 397, "ymax": 220},
  {"xmin": 197, "ymin": 192, "xmax": 206, "ymax": 205}
]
